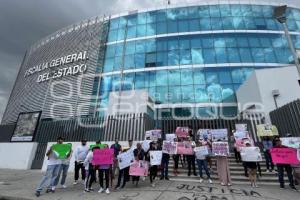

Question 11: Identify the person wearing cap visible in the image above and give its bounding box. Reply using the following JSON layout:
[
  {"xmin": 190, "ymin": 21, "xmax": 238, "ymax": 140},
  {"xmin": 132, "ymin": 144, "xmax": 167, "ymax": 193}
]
[
  {"xmin": 115, "ymin": 139, "xmax": 134, "ymax": 189},
  {"xmin": 273, "ymin": 138, "xmax": 297, "ymax": 190},
  {"xmin": 74, "ymin": 139, "xmax": 89, "ymax": 185},
  {"xmin": 35, "ymin": 137, "xmax": 64, "ymax": 197}
]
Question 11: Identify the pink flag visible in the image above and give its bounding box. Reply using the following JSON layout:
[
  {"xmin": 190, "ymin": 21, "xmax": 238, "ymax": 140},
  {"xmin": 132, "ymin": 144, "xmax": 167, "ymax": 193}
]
[
  {"xmin": 92, "ymin": 148, "xmax": 114, "ymax": 165},
  {"xmin": 271, "ymin": 148, "xmax": 300, "ymax": 165},
  {"xmin": 129, "ymin": 160, "xmax": 149, "ymax": 176}
]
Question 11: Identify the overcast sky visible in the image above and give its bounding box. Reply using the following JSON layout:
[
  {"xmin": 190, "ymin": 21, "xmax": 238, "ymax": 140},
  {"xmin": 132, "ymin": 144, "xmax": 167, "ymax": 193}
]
[{"xmin": 0, "ymin": 0, "xmax": 299, "ymax": 122}]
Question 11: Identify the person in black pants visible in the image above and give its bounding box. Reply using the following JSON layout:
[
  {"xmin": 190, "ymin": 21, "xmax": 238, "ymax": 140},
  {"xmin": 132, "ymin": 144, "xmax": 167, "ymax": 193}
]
[
  {"xmin": 273, "ymin": 138, "xmax": 297, "ymax": 190},
  {"xmin": 186, "ymin": 137, "xmax": 197, "ymax": 177},
  {"xmin": 173, "ymin": 154, "xmax": 180, "ymax": 176},
  {"xmin": 146, "ymin": 142, "xmax": 159, "ymax": 187},
  {"xmin": 158, "ymin": 139, "xmax": 170, "ymax": 180},
  {"xmin": 132, "ymin": 143, "xmax": 145, "ymax": 187}
]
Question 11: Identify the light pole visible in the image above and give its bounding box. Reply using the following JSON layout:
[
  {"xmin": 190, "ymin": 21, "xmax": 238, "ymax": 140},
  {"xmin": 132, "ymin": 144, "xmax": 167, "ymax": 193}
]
[{"xmin": 274, "ymin": 5, "xmax": 300, "ymax": 78}]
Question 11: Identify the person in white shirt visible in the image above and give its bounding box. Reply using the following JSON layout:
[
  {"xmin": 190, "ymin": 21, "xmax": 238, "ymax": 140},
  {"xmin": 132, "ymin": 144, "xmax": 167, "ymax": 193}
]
[
  {"xmin": 83, "ymin": 147, "xmax": 95, "ymax": 192},
  {"xmin": 74, "ymin": 139, "xmax": 89, "ymax": 184},
  {"xmin": 52, "ymin": 143, "xmax": 72, "ymax": 190},
  {"xmin": 35, "ymin": 137, "xmax": 64, "ymax": 197}
]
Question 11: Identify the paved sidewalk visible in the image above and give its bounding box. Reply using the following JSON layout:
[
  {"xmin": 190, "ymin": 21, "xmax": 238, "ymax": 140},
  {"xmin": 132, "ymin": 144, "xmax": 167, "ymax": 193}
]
[{"xmin": 0, "ymin": 169, "xmax": 299, "ymax": 200}]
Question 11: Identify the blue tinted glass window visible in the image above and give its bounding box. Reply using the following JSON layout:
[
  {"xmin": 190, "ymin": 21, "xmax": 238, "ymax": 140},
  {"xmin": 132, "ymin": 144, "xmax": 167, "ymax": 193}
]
[
  {"xmin": 137, "ymin": 13, "xmax": 147, "ymax": 24},
  {"xmin": 194, "ymin": 69, "xmax": 206, "ymax": 85},
  {"xmin": 119, "ymin": 17, "xmax": 127, "ymax": 28},
  {"xmin": 127, "ymin": 14, "xmax": 137, "ymax": 26},
  {"xmin": 255, "ymin": 18, "xmax": 267, "ymax": 30},
  {"xmin": 114, "ymin": 56, "xmax": 122, "ymax": 70},
  {"xmin": 236, "ymin": 36, "xmax": 249, "ymax": 47},
  {"xmin": 179, "ymin": 39, "xmax": 190, "ymax": 49},
  {"xmin": 232, "ymin": 17, "xmax": 245, "ymax": 29},
  {"xmin": 169, "ymin": 86, "xmax": 181, "ymax": 103},
  {"xmin": 135, "ymin": 53, "xmax": 145, "ymax": 68},
  {"xmin": 111, "ymin": 76, "xmax": 121, "ymax": 91},
  {"xmin": 106, "ymin": 45, "xmax": 115, "ymax": 58},
  {"xmin": 252, "ymin": 5, "xmax": 263, "ymax": 17},
  {"xmin": 211, "ymin": 18, "xmax": 223, "ymax": 30},
  {"xmin": 221, "ymin": 107, "xmax": 237, "ymax": 117},
  {"xmin": 181, "ymin": 69, "xmax": 193, "ymax": 85},
  {"xmin": 242, "ymin": 68, "xmax": 254, "ymax": 79},
  {"xmin": 266, "ymin": 19, "xmax": 279, "ymax": 30},
  {"xmin": 135, "ymin": 72, "xmax": 146, "ymax": 89},
  {"xmin": 240, "ymin": 5, "xmax": 252, "ymax": 17},
  {"xmin": 156, "ymin": 22, "xmax": 167, "ymax": 34},
  {"xmin": 248, "ymin": 37, "xmax": 261, "ymax": 47},
  {"xmin": 239, "ymin": 48, "xmax": 253, "ymax": 62},
  {"xmin": 137, "ymin": 24, "xmax": 146, "ymax": 37},
  {"xmin": 123, "ymin": 73, "xmax": 135, "ymax": 90},
  {"xmin": 167, "ymin": 20, "xmax": 178, "ymax": 33},
  {"xmin": 146, "ymin": 23, "xmax": 156, "ymax": 36},
  {"xmin": 117, "ymin": 28, "xmax": 126, "ymax": 40},
  {"xmin": 209, "ymin": 5, "xmax": 221, "ymax": 17},
  {"xmin": 167, "ymin": 8, "xmax": 178, "ymax": 20},
  {"xmin": 157, "ymin": 40, "xmax": 168, "ymax": 51},
  {"xmin": 178, "ymin": 20, "xmax": 189, "ymax": 32},
  {"xmin": 222, "ymin": 85, "xmax": 236, "ymax": 103},
  {"xmin": 191, "ymin": 49, "xmax": 203, "ymax": 64},
  {"xmin": 135, "ymin": 40, "xmax": 145, "ymax": 53},
  {"xmin": 191, "ymin": 38, "xmax": 201, "ymax": 48},
  {"xmin": 199, "ymin": 6, "xmax": 210, "ymax": 17},
  {"xmin": 115, "ymin": 44, "xmax": 124, "ymax": 56},
  {"xmin": 274, "ymin": 48, "xmax": 292, "ymax": 63},
  {"xmin": 168, "ymin": 50, "xmax": 179, "ymax": 65},
  {"xmin": 108, "ymin": 30, "xmax": 118, "ymax": 42},
  {"xmin": 225, "ymin": 36, "xmax": 237, "ymax": 47},
  {"xmin": 259, "ymin": 37, "xmax": 272, "ymax": 47},
  {"xmin": 146, "ymin": 39, "xmax": 156, "ymax": 52},
  {"xmin": 125, "ymin": 41, "xmax": 135, "ymax": 55},
  {"xmin": 127, "ymin": 26, "xmax": 137, "ymax": 39},
  {"xmin": 220, "ymin": 4, "xmax": 231, "ymax": 17},
  {"xmin": 147, "ymin": 11, "xmax": 156, "ymax": 23},
  {"xmin": 230, "ymin": 5, "xmax": 242, "ymax": 16},
  {"xmin": 214, "ymin": 38, "xmax": 226, "ymax": 48},
  {"xmin": 148, "ymin": 71, "xmax": 156, "ymax": 87},
  {"xmin": 200, "ymin": 18, "xmax": 211, "ymax": 30},
  {"xmin": 207, "ymin": 83, "xmax": 222, "ymax": 103},
  {"xmin": 227, "ymin": 48, "xmax": 240, "ymax": 63},
  {"xmin": 244, "ymin": 17, "xmax": 256, "ymax": 29},
  {"xmin": 206, "ymin": 72, "xmax": 218, "ymax": 84},
  {"xmin": 145, "ymin": 52, "xmax": 156, "ymax": 67},
  {"xmin": 168, "ymin": 70, "xmax": 181, "ymax": 85},
  {"xmin": 189, "ymin": 19, "xmax": 200, "ymax": 31},
  {"xmin": 222, "ymin": 17, "xmax": 233, "ymax": 30},
  {"xmin": 156, "ymin": 51, "xmax": 168, "ymax": 66},
  {"xmin": 181, "ymin": 85, "xmax": 195, "ymax": 103},
  {"xmin": 202, "ymin": 49, "xmax": 216, "ymax": 64},
  {"xmin": 215, "ymin": 48, "xmax": 227, "ymax": 63},
  {"xmin": 168, "ymin": 38, "xmax": 179, "ymax": 50},
  {"xmin": 100, "ymin": 76, "xmax": 112, "ymax": 91},
  {"xmin": 189, "ymin": 7, "xmax": 199, "ymax": 18},
  {"xmin": 124, "ymin": 55, "xmax": 135, "ymax": 69},
  {"xmin": 202, "ymin": 37, "xmax": 214, "ymax": 48},
  {"xmin": 251, "ymin": 48, "xmax": 265, "ymax": 62},
  {"xmin": 157, "ymin": 10, "xmax": 167, "ymax": 21},
  {"xmin": 231, "ymin": 69, "xmax": 244, "ymax": 83},
  {"xmin": 262, "ymin": 6, "xmax": 273, "ymax": 18},
  {"xmin": 156, "ymin": 70, "xmax": 168, "ymax": 86},
  {"xmin": 180, "ymin": 50, "xmax": 191, "ymax": 65},
  {"xmin": 110, "ymin": 18, "xmax": 119, "ymax": 30},
  {"xmin": 194, "ymin": 85, "xmax": 208, "ymax": 103},
  {"xmin": 219, "ymin": 70, "xmax": 232, "ymax": 84},
  {"xmin": 156, "ymin": 86, "xmax": 168, "ymax": 103},
  {"xmin": 103, "ymin": 58, "xmax": 114, "ymax": 72}
]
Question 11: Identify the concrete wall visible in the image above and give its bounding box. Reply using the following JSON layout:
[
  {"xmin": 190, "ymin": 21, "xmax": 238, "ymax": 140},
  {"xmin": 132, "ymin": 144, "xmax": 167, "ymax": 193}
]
[
  {"xmin": 237, "ymin": 66, "xmax": 300, "ymax": 123},
  {"xmin": 42, "ymin": 141, "xmax": 141, "ymax": 172},
  {"xmin": 0, "ymin": 143, "xmax": 37, "ymax": 169}
]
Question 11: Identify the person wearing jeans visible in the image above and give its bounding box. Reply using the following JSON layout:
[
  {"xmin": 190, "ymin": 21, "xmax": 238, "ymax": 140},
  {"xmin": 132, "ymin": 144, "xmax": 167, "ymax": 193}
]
[
  {"xmin": 53, "ymin": 147, "xmax": 72, "ymax": 190},
  {"xmin": 35, "ymin": 137, "xmax": 64, "ymax": 197},
  {"xmin": 160, "ymin": 153, "xmax": 170, "ymax": 180},
  {"xmin": 262, "ymin": 137, "xmax": 274, "ymax": 172},
  {"xmin": 195, "ymin": 141, "xmax": 212, "ymax": 184}
]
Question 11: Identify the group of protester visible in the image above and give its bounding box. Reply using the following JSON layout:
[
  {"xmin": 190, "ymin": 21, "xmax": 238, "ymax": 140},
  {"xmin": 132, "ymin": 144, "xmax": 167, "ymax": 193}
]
[{"xmin": 34, "ymin": 131, "xmax": 300, "ymax": 197}]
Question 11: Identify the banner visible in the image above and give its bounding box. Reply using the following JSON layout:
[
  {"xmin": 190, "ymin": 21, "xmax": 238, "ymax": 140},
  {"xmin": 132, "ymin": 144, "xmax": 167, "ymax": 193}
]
[
  {"xmin": 52, "ymin": 143, "xmax": 72, "ymax": 159},
  {"xmin": 117, "ymin": 149, "xmax": 134, "ymax": 170},
  {"xmin": 211, "ymin": 129, "xmax": 228, "ymax": 142},
  {"xmin": 212, "ymin": 142, "xmax": 229, "ymax": 156},
  {"xmin": 150, "ymin": 151, "xmax": 162, "ymax": 166},
  {"xmin": 240, "ymin": 147, "xmax": 263, "ymax": 162},
  {"xmin": 162, "ymin": 141, "xmax": 177, "ymax": 155},
  {"xmin": 142, "ymin": 140, "xmax": 151, "ymax": 152},
  {"xmin": 298, "ymin": 149, "xmax": 300, "ymax": 161},
  {"xmin": 194, "ymin": 146, "xmax": 209, "ymax": 158},
  {"xmin": 145, "ymin": 129, "xmax": 162, "ymax": 141},
  {"xmin": 175, "ymin": 127, "xmax": 189, "ymax": 138},
  {"xmin": 166, "ymin": 133, "xmax": 176, "ymax": 142},
  {"xmin": 177, "ymin": 141, "xmax": 193, "ymax": 155},
  {"xmin": 256, "ymin": 124, "xmax": 279, "ymax": 137},
  {"xmin": 235, "ymin": 124, "xmax": 247, "ymax": 131},
  {"xmin": 281, "ymin": 137, "xmax": 300, "ymax": 149},
  {"xmin": 89, "ymin": 144, "xmax": 106, "ymax": 150},
  {"xmin": 233, "ymin": 131, "xmax": 249, "ymax": 140},
  {"xmin": 129, "ymin": 160, "xmax": 149, "ymax": 176},
  {"xmin": 270, "ymin": 148, "xmax": 300, "ymax": 165},
  {"xmin": 92, "ymin": 148, "xmax": 114, "ymax": 165},
  {"xmin": 196, "ymin": 129, "xmax": 211, "ymax": 140}
]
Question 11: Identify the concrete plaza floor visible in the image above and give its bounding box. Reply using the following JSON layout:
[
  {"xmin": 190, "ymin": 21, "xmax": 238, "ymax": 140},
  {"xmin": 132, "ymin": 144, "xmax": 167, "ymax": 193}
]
[{"xmin": 0, "ymin": 169, "xmax": 299, "ymax": 200}]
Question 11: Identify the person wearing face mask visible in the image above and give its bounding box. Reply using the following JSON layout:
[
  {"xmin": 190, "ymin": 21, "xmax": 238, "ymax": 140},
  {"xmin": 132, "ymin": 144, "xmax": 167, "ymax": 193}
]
[{"xmin": 74, "ymin": 139, "xmax": 89, "ymax": 185}]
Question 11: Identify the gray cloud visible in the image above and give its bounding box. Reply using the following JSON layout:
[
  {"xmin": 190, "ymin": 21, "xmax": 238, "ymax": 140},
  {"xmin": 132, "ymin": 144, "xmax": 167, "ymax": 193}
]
[{"xmin": 0, "ymin": 0, "xmax": 300, "ymax": 122}]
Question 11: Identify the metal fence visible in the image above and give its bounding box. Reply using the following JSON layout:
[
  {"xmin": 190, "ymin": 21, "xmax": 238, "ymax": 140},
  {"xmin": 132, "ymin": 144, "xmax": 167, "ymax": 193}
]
[{"xmin": 270, "ymin": 99, "xmax": 300, "ymax": 137}]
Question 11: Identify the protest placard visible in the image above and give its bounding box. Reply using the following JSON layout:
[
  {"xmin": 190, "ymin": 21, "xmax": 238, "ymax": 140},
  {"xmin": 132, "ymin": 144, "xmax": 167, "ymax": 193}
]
[
  {"xmin": 235, "ymin": 124, "xmax": 247, "ymax": 131},
  {"xmin": 281, "ymin": 137, "xmax": 300, "ymax": 149},
  {"xmin": 162, "ymin": 141, "xmax": 177, "ymax": 154},
  {"xmin": 194, "ymin": 146, "xmax": 209, "ymax": 158},
  {"xmin": 145, "ymin": 129, "xmax": 162, "ymax": 141},
  {"xmin": 211, "ymin": 129, "xmax": 228, "ymax": 141},
  {"xmin": 177, "ymin": 141, "xmax": 193, "ymax": 155},
  {"xmin": 92, "ymin": 148, "xmax": 114, "ymax": 165},
  {"xmin": 196, "ymin": 129, "xmax": 211, "ymax": 140},
  {"xmin": 233, "ymin": 131, "xmax": 249, "ymax": 140},
  {"xmin": 129, "ymin": 160, "xmax": 149, "ymax": 176},
  {"xmin": 298, "ymin": 149, "xmax": 300, "ymax": 161},
  {"xmin": 240, "ymin": 147, "xmax": 263, "ymax": 162},
  {"xmin": 166, "ymin": 133, "xmax": 176, "ymax": 142},
  {"xmin": 270, "ymin": 148, "xmax": 300, "ymax": 165},
  {"xmin": 52, "ymin": 143, "xmax": 72, "ymax": 159},
  {"xmin": 150, "ymin": 151, "xmax": 162, "ymax": 166},
  {"xmin": 117, "ymin": 149, "xmax": 134, "ymax": 170},
  {"xmin": 175, "ymin": 127, "xmax": 189, "ymax": 138},
  {"xmin": 256, "ymin": 124, "xmax": 279, "ymax": 137},
  {"xmin": 212, "ymin": 142, "xmax": 229, "ymax": 156},
  {"xmin": 142, "ymin": 140, "xmax": 151, "ymax": 152}
]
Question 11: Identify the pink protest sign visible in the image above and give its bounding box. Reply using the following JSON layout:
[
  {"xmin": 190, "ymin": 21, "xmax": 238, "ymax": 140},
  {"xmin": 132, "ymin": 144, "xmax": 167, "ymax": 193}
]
[
  {"xmin": 92, "ymin": 148, "xmax": 114, "ymax": 165},
  {"xmin": 175, "ymin": 127, "xmax": 189, "ymax": 138},
  {"xmin": 177, "ymin": 141, "xmax": 193, "ymax": 155},
  {"xmin": 270, "ymin": 148, "xmax": 300, "ymax": 165},
  {"xmin": 129, "ymin": 160, "xmax": 149, "ymax": 176}
]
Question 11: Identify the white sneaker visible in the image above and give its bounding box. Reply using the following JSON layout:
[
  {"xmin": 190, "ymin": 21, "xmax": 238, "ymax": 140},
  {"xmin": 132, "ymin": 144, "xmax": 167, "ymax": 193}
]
[
  {"xmin": 73, "ymin": 181, "xmax": 78, "ymax": 185},
  {"xmin": 255, "ymin": 184, "xmax": 259, "ymax": 188},
  {"xmin": 199, "ymin": 179, "xmax": 204, "ymax": 183},
  {"xmin": 266, "ymin": 170, "xmax": 270, "ymax": 173},
  {"xmin": 151, "ymin": 183, "xmax": 156, "ymax": 187},
  {"xmin": 51, "ymin": 186, "xmax": 55, "ymax": 191},
  {"xmin": 61, "ymin": 185, "xmax": 67, "ymax": 189},
  {"xmin": 105, "ymin": 188, "xmax": 110, "ymax": 194},
  {"xmin": 208, "ymin": 179, "xmax": 213, "ymax": 184},
  {"xmin": 142, "ymin": 177, "xmax": 146, "ymax": 181},
  {"xmin": 98, "ymin": 187, "xmax": 104, "ymax": 193}
]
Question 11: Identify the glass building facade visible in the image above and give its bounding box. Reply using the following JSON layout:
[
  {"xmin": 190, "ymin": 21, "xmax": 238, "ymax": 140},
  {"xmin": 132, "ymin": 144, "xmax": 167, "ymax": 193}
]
[{"xmin": 92, "ymin": 3, "xmax": 300, "ymax": 118}]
